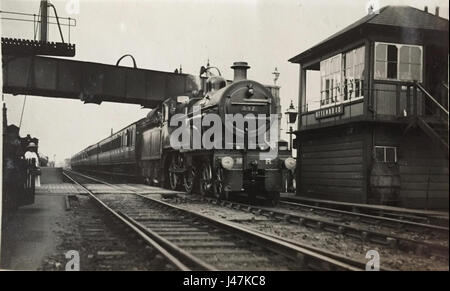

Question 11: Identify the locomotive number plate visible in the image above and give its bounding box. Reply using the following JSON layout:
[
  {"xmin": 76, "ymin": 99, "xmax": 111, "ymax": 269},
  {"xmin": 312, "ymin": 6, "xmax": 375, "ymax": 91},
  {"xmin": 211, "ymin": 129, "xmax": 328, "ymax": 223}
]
[{"xmin": 242, "ymin": 105, "xmax": 257, "ymax": 112}]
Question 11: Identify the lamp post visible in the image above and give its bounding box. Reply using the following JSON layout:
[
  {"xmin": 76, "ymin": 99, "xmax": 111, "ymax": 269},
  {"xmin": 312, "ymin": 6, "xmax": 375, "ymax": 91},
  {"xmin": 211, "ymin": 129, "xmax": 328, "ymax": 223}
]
[
  {"xmin": 272, "ymin": 67, "xmax": 280, "ymax": 85},
  {"xmin": 284, "ymin": 100, "xmax": 299, "ymax": 193},
  {"xmin": 285, "ymin": 100, "xmax": 298, "ymax": 151}
]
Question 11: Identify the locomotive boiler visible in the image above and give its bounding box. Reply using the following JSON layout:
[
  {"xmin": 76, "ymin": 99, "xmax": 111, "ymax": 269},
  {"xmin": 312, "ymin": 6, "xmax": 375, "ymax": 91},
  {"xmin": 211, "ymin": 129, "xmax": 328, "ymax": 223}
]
[{"xmin": 71, "ymin": 62, "xmax": 296, "ymax": 205}]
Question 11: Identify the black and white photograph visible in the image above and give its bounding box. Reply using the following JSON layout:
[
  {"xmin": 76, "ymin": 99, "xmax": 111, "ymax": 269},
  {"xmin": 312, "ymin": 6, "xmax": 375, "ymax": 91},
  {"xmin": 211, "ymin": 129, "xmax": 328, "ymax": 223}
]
[{"xmin": 0, "ymin": 0, "xmax": 448, "ymax": 276}]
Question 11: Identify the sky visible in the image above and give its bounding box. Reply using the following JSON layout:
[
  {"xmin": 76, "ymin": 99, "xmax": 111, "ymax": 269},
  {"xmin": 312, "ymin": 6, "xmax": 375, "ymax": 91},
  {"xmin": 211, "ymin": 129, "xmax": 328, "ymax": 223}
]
[{"xmin": 1, "ymin": 0, "xmax": 448, "ymax": 164}]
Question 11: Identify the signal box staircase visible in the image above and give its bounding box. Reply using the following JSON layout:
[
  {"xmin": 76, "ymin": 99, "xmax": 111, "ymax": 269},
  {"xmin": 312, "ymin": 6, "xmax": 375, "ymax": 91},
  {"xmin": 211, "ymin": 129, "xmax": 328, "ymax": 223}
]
[{"xmin": 414, "ymin": 82, "xmax": 449, "ymax": 156}]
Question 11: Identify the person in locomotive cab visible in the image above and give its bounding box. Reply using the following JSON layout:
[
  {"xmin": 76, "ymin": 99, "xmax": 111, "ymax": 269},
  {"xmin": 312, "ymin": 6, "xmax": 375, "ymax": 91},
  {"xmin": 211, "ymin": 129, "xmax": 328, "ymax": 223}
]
[{"xmin": 24, "ymin": 142, "xmax": 41, "ymax": 187}]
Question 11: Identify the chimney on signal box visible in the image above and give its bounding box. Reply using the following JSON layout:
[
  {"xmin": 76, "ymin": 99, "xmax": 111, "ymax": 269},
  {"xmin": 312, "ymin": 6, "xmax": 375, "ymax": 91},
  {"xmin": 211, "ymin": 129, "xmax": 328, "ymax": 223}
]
[
  {"xmin": 435, "ymin": 6, "xmax": 439, "ymax": 17},
  {"xmin": 231, "ymin": 62, "xmax": 250, "ymax": 81},
  {"xmin": 424, "ymin": 6, "xmax": 428, "ymax": 13}
]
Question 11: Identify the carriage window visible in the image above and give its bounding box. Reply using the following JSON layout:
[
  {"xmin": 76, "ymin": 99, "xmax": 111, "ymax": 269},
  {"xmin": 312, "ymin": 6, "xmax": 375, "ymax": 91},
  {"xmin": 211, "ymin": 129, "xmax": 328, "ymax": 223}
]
[
  {"xmin": 131, "ymin": 128, "xmax": 135, "ymax": 146},
  {"xmin": 375, "ymin": 42, "xmax": 422, "ymax": 81},
  {"xmin": 129, "ymin": 128, "xmax": 133, "ymax": 146},
  {"xmin": 374, "ymin": 146, "xmax": 397, "ymax": 163},
  {"xmin": 126, "ymin": 129, "xmax": 131, "ymax": 147}
]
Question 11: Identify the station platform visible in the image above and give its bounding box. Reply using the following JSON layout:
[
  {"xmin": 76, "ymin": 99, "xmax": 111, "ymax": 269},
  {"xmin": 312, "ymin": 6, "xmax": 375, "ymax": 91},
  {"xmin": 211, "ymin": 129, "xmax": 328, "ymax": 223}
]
[
  {"xmin": 1, "ymin": 180, "xmax": 182, "ymax": 270},
  {"xmin": 40, "ymin": 167, "xmax": 64, "ymax": 184},
  {"xmin": 281, "ymin": 192, "xmax": 449, "ymax": 219},
  {"xmin": 36, "ymin": 183, "xmax": 87, "ymax": 195},
  {"xmin": 1, "ymin": 184, "xmax": 85, "ymax": 270}
]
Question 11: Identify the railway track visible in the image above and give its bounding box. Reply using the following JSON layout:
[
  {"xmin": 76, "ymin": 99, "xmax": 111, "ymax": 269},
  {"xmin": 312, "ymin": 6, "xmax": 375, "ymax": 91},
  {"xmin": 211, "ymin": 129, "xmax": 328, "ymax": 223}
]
[
  {"xmin": 281, "ymin": 196, "xmax": 449, "ymax": 227},
  {"xmin": 278, "ymin": 200, "xmax": 449, "ymax": 234},
  {"xmin": 191, "ymin": 196, "xmax": 449, "ymax": 258},
  {"xmin": 63, "ymin": 170, "xmax": 362, "ymax": 271},
  {"xmin": 59, "ymin": 194, "xmax": 168, "ymax": 270}
]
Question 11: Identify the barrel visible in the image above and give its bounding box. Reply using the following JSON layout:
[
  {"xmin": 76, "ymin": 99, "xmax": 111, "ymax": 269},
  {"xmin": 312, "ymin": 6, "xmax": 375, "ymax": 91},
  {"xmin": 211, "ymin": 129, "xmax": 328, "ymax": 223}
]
[{"xmin": 369, "ymin": 163, "xmax": 401, "ymax": 205}]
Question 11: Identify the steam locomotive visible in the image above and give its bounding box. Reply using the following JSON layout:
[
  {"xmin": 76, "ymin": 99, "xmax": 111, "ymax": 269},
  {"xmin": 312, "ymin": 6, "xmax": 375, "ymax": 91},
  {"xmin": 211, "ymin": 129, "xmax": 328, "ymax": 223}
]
[{"xmin": 71, "ymin": 62, "xmax": 296, "ymax": 204}]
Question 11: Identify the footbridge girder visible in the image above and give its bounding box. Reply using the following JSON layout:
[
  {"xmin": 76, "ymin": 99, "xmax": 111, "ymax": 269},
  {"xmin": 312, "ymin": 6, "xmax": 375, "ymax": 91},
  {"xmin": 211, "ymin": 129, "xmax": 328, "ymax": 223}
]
[{"xmin": 2, "ymin": 54, "xmax": 201, "ymax": 107}]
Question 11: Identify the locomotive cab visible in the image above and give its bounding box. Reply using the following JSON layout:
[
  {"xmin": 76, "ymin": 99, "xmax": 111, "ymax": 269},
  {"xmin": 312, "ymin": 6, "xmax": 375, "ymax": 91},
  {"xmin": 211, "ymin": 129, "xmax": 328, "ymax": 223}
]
[{"xmin": 205, "ymin": 76, "xmax": 227, "ymax": 95}]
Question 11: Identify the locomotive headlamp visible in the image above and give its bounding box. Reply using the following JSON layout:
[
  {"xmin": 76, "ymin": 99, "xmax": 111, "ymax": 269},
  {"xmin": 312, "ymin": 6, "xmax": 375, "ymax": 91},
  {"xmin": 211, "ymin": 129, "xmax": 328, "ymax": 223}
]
[
  {"xmin": 284, "ymin": 157, "xmax": 296, "ymax": 170},
  {"xmin": 221, "ymin": 156, "xmax": 234, "ymax": 170}
]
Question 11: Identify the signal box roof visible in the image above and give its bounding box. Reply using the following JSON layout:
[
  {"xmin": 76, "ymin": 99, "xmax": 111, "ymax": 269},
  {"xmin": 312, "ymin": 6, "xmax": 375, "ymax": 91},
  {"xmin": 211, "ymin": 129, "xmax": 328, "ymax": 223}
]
[{"xmin": 289, "ymin": 6, "xmax": 449, "ymax": 65}]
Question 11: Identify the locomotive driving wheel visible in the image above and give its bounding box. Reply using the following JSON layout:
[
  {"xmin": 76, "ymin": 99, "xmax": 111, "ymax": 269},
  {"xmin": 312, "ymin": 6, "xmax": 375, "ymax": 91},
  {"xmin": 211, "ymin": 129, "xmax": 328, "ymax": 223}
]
[
  {"xmin": 199, "ymin": 162, "xmax": 213, "ymax": 196},
  {"xmin": 183, "ymin": 165, "xmax": 197, "ymax": 194},
  {"xmin": 214, "ymin": 167, "xmax": 229, "ymax": 200},
  {"xmin": 168, "ymin": 155, "xmax": 182, "ymax": 190}
]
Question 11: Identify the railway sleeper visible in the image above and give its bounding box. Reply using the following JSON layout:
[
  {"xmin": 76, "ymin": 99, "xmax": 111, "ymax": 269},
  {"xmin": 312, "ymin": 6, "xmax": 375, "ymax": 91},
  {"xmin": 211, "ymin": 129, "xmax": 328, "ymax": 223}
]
[
  {"xmin": 174, "ymin": 241, "xmax": 237, "ymax": 248},
  {"xmin": 188, "ymin": 249, "xmax": 255, "ymax": 255},
  {"xmin": 162, "ymin": 236, "xmax": 224, "ymax": 241},
  {"xmin": 200, "ymin": 255, "xmax": 271, "ymax": 265}
]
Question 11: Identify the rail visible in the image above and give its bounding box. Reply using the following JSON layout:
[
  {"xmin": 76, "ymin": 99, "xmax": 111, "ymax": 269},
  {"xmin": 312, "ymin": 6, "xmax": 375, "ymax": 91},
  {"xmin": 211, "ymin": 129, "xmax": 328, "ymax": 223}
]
[
  {"xmin": 64, "ymin": 169, "xmax": 362, "ymax": 271},
  {"xmin": 62, "ymin": 171, "xmax": 202, "ymax": 271}
]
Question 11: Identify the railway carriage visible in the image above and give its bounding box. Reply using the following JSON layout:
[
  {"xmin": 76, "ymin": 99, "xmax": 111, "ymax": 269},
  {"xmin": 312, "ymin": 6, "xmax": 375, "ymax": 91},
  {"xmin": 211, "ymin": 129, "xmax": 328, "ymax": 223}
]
[{"xmin": 72, "ymin": 121, "xmax": 141, "ymax": 178}]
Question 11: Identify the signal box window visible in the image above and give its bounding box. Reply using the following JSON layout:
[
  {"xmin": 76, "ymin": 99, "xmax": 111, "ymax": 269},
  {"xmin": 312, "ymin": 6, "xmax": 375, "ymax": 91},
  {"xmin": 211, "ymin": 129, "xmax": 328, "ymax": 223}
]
[
  {"xmin": 343, "ymin": 46, "xmax": 365, "ymax": 101},
  {"xmin": 375, "ymin": 42, "xmax": 422, "ymax": 81},
  {"xmin": 320, "ymin": 45, "xmax": 365, "ymax": 106},
  {"xmin": 374, "ymin": 146, "xmax": 397, "ymax": 163},
  {"xmin": 320, "ymin": 54, "xmax": 341, "ymax": 106}
]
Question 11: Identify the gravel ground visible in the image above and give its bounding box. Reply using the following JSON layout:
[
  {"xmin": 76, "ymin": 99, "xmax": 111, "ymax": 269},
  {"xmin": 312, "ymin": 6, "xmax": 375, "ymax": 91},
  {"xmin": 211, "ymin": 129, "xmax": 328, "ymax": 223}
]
[
  {"xmin": 277, "ymin": 203, "xmax": 449, "ymax": 248},
  {"xmin": 161, "ymin": 196, "xmax": 449, "ymax": 271},
  {"xmin": 39, "ymin": 194, "xmax": 167, "ymax": 271}
]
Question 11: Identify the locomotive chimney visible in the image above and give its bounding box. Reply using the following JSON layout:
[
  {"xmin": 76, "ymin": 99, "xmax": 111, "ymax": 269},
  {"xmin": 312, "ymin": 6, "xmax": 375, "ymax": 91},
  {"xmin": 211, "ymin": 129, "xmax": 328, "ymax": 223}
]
[{"xmin": 231, "ymin": 62, "xmax": 250, "ymax": 81}]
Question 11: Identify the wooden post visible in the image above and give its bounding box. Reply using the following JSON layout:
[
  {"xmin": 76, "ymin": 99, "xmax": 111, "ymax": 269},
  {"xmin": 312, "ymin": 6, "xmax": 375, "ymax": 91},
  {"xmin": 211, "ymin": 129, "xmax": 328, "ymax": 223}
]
[
  {"xmin": 298, "ymin": 64, "xmax": 307, "ymax": 125},
  {"xmin": 364, "ymin": 39, "xmax": 372, "ymax": 118},
  {"xmin": 296, "ymin": 64, "xmax": 306, "ymax": 196},
  {"xmin": 39, "ymin": 0, "xmax": 48, "ymax": 42}
]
